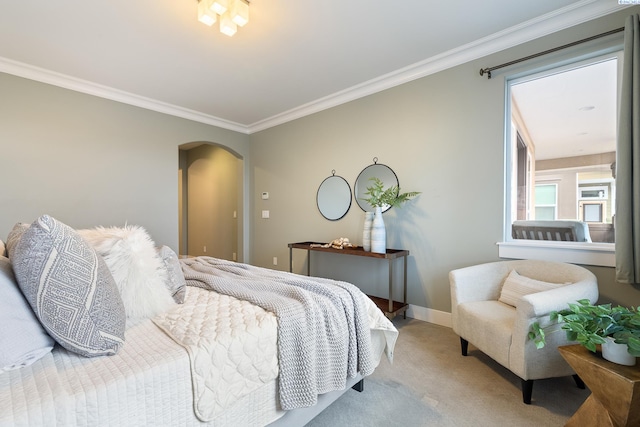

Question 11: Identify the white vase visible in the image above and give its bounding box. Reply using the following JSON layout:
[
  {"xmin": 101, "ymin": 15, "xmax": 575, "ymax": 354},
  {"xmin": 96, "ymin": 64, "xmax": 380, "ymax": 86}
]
[
  {"xmin": 370, "ymin": 207, "xmax": 386, "ymax": 254},
  {"xmin": 362, "ymin": 212, "xmax": 374, "ymax": 252},
  {"xmin": 602, "ymin": 336, "xmax": 636, "ymax": 366}
]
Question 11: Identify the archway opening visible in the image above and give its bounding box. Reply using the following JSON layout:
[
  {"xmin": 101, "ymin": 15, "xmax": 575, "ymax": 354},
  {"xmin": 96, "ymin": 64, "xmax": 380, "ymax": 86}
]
[{"xmin": 179, "ymin": 142, "xmax": 244, "ymax": 261}]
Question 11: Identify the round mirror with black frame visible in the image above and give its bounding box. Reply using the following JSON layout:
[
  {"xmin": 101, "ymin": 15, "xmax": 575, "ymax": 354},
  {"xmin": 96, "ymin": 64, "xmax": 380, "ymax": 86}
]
[
  {"xmin": 317, "ymin": 170, "xmax": 352, "ymax": 221},
  {"xmin": 354, "ymin": 158, "xmax": 399, "ymax": 213}
]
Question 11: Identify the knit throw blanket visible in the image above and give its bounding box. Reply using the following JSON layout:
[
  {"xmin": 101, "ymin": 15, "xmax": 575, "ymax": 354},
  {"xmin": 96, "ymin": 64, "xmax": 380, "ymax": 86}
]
[{"xmin": 179, "ymin": 257, "xmax": 375, "ymax": 410}]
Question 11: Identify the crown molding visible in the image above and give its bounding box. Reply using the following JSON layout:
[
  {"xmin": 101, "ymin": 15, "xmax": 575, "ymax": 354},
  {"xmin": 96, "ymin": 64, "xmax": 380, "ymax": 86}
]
[
  {"xmin": 0, "ymin": 57, "xmax": 249, "ymax": 134},
  {"xmin": 248, "ymin": 0, "xmax": 630, "ymax": 133},
  {"xmin": 0, "ymin": 1, "xmax": 630, "ymax": 135}
]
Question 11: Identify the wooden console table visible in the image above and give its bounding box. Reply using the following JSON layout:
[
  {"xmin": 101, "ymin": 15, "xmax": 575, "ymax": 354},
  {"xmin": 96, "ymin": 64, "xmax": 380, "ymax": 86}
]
[
  {"xmin": 559, "ymin": 344, "xmax": 640, "ymax": 426},
  {"xmin": 288, "ymin": 242, "xmax": 409, "ymax": 319}
]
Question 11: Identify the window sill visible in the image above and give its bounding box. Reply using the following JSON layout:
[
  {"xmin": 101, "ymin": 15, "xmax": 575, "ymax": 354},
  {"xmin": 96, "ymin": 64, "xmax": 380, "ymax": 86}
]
[{"xmin": 497, "ymin": 240, "xmax": 614, "ymax": 267}]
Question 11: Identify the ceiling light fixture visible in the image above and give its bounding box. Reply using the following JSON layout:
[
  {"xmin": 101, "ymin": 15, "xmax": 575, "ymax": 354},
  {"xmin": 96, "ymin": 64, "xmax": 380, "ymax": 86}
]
[{"xmin": 197, "ymin": 0, "xmax": 249, "ymax": 37}]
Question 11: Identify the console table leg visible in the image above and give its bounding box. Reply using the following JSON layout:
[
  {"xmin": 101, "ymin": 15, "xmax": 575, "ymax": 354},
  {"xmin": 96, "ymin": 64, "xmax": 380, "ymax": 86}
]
[
  {"xmin": 388, "ymin": 258, "xmax": 394, "ymax": 314},
  {"xmin": 403, "ymin": 254, "xmax": 407, "ymax": 319},
  {"xmin": 289, "ymin": 247, "xmax": 293, "ymax": 273}
]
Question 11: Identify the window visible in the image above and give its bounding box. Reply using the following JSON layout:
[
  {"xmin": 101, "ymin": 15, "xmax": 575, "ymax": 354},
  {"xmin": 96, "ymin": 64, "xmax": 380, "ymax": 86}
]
[
  {"xmin": 580, "ymin": 201, "xmax": 604, "ymax": 222},
  {"xmin": 534, "ymin": 184, "xmax": 557, "ymax": 220},
  {"xmin": 499, "ymin": 51, "xmax": 621, "ymax": 267},
  {"xmin": 579, "ymin": 185, "xmax": 608, "ymax": 200}
]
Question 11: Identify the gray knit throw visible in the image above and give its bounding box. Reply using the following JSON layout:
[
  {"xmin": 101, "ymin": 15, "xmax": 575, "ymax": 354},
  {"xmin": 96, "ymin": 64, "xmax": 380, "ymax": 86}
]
[{"xmin": 179, "ymin": 257, "xmax": 375, "ymax": 410}]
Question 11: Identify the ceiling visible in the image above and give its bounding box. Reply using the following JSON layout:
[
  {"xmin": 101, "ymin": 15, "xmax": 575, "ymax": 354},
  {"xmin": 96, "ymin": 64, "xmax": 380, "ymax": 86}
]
[
  {"xmin": 512, "ymin": 57, "xmax": 619, "ymax": 161},
  {"xmin": 0, "ymin": 0, "xmax": 630, "ymax": 135}
]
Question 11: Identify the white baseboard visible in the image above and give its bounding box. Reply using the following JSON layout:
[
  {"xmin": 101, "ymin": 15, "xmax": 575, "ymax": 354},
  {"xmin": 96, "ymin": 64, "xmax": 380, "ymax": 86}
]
[{"xmin": 406, "ymin": 304, "xmax": 452, "ymax": 328}]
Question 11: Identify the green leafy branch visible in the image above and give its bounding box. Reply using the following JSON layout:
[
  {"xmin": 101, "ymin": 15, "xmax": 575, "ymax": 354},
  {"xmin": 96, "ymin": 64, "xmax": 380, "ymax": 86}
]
[{"xmin": 362, "ymin": 177, "xmax": 420, "ymax": 209}]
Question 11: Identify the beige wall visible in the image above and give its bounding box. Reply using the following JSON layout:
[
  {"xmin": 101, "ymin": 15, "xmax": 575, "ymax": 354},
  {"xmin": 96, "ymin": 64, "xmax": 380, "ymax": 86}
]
[
  {"xmin": 0, "ymin": 73, "xmax": 250, "ymax": 256},
  {"xmin": 249, "ymin": 7, "xmax": 640, "ymax": 311}
]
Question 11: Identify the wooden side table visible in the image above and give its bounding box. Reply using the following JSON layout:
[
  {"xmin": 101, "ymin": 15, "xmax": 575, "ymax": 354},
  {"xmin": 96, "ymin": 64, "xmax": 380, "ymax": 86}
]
[
  {"xmin": 288, "ymin": 242, "xmax": 409, "ymax": 319},
  {"xmin": 558, "ymin": 344, "xmax": 640, "ymax": 427}
]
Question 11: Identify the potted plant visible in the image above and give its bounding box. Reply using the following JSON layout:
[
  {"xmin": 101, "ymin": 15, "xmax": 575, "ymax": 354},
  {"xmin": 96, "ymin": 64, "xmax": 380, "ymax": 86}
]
[
  {"xmin": 529, "ymin": 299, "xmax": 640, "ymax": 365},
  {"xmin": 361, "ymin": 177, "xmax": 420, "ymax": 253}
]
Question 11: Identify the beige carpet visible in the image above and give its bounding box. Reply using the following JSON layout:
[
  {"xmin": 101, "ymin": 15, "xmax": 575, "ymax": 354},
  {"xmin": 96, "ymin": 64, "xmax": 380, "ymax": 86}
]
[{"xmin": 306, "ymin": 318, "xmax": 588, "ymax": 426}]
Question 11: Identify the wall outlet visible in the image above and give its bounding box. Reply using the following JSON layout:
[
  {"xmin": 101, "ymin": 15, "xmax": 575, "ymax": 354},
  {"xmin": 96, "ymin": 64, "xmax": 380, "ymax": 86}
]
[
  {"xmin": 203, "ymin": 246, "xmax": 207, "ymax": 253},
  {"xmin": 232, "ymin": 252, "xmax": 237, "ymax": 261},
  {"xmin": 262, "ymin": 210, "xmax": 270, "ymax": 219},
  {"xmin": 273, "ymin": 257, "xmax": 278, "ymax": 266},
  {"xmin": 233, "ymin": 210, "xmax": 237, "ymax": 218}
]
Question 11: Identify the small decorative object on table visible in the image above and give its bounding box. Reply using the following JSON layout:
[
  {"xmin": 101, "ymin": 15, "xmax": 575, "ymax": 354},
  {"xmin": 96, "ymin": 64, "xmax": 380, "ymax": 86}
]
[
  {"xmin": 361, "ymin": 177, "xmax": 420, "ymax": 254},
  {"xmin": 529, "ymin": 299, "xmax": 640, "ymax": 366},
  {"xmin": 310, "ymin": 237, "xmax": 354, "ymax": 250}
]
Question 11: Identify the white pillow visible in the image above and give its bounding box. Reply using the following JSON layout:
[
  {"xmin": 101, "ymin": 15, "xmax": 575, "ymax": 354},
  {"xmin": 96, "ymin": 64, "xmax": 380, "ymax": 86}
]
[
  {"xmin": 0, "ymin": 255, "xmax": 55, "ymax": 371},
  {"xmin": 78, "ymin": 225, "xmax": 176, "ymax": 319},
  {"xmin": 498, "ymin": 269, "xmax": 566, "ymax": 307},
  {"xmin": 6, "ymin": 222, "xmax": 29, "ymax": 258},
  {"xmin": 158, "ymin": 245, "xmax": 186, "ymax": 304}
]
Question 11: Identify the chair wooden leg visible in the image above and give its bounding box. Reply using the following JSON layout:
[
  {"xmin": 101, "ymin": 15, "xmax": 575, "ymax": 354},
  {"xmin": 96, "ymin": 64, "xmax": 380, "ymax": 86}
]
[
  {"xmin": 460, "ymin": 338, "xmax": 469, "ymax": 356},
  {"xmin": 521, "ymin": 379, "xmax": 533, "ymax": 404},
  {"xmin": 573, "ymin": 374, "xmax": 586, "ymax": 389}
]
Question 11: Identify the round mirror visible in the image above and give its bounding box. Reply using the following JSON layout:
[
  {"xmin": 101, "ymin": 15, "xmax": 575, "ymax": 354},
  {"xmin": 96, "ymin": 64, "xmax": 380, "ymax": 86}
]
[
  {"xmin": 354, "ymin": 159, "xmax": 399, "ymax": 213},
  {"xmin": 317, "ymin": 172, "xmax": 352, "ymax": 220}
]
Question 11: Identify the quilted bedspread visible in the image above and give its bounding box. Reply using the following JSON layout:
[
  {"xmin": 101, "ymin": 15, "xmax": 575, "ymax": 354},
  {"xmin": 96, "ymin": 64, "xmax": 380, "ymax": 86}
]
[
  {"xmin": 152, "ymin": 284, "xmax": 279, "ymax": 422},
  {"xmin": 1, "ymin": 317, "xmax": 201, "ymax": 427}
]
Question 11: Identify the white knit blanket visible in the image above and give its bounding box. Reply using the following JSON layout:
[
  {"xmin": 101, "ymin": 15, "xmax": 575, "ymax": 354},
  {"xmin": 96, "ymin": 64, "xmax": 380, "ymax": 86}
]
[{"xmin": 179, "ymin": 257, "xmax": 375, "ymax": 410}]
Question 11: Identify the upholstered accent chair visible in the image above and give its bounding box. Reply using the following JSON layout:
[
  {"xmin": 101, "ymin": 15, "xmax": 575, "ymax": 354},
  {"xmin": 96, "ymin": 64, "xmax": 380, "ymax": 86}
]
[{"xmin": 449, "ymin": 260, "xmax": 598, "ymax": 404}]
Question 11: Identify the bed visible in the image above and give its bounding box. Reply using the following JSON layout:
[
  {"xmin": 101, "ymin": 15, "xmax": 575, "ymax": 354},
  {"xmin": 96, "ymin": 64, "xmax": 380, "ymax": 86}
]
[{"xmin": 0, "ymin": 215, "xmax": 398, "ymax": 427}]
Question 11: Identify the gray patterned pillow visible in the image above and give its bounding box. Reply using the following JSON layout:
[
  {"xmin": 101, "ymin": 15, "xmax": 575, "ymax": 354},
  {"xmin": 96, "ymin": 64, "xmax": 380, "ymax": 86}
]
[
  {"xmin": 158, "ymin": 245, "xmax": 186, "ymax": 303},
  {"xmin": 11, "ymin": 215, "xmax": 126, "ymax": 357}
]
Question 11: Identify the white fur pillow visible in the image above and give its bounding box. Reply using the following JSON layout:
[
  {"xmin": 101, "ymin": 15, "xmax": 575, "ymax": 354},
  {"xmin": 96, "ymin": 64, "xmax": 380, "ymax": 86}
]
[
  {"xmin": 6, "ymin": 222, "xmax": 29, "ymax": 258},
  {"xmin": 78, "ymin": 225, "xmax": 176, "ymax": 319},
  {"xmin": 498, "ymin": 269, "xmax": 566, "ymax": 307}
]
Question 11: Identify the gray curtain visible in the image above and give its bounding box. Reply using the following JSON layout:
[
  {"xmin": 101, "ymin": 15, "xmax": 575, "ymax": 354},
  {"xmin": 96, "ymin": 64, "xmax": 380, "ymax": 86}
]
[{"xmin": 616, "ymin": 14, "xmax": 640, "ymax": 284}]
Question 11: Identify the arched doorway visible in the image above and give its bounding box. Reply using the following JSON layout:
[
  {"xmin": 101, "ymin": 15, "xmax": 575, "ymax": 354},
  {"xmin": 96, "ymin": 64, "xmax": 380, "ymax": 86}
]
[{"xmin": 178, "ymin": 142, "xmax": 244, "ymax": 261}]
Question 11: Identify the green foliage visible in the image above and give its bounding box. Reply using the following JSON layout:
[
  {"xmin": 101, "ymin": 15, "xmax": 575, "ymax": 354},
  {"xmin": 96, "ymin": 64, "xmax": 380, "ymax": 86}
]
[
  {"xmin": 362, "ymin": 177, "xmax": 421, "ymax": 209},
  {"xmin": 528, "ymin": 299, "xmax": 640, "ymax": 357}
]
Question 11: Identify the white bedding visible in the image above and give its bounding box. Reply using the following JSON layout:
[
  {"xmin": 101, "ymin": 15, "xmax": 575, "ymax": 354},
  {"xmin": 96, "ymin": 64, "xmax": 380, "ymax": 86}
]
[
  {"xmin": 152, "ymin": 286, "xmax": 279, "ymax": 422},
  {"xmin": 1, "ymin": 286, "xmax": 397, "ymax": 427},
  {"xmin": 1, "ymin": 316, "xmax": 194, "ymax": 427}
]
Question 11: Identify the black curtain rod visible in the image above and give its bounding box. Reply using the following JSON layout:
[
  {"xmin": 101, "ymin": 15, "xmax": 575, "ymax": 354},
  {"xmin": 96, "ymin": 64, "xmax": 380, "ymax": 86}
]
[{"xmin": 479, "ymin": 27, "xmax": 624, "ymax": 79}]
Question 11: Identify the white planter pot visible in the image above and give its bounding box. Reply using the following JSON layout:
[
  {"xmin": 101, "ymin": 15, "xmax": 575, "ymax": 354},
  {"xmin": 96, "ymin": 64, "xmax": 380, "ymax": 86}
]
[
  {"xmin": 371, "ymin": 207, "xmax": 386, "ymax": 254},
  {"xmin": 602, "ymin": 337, "xmax": 637, "ymax": 366},
  {"xmin": 362, "ymin": 212, "xmax": 374, "ymax": 252}
]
